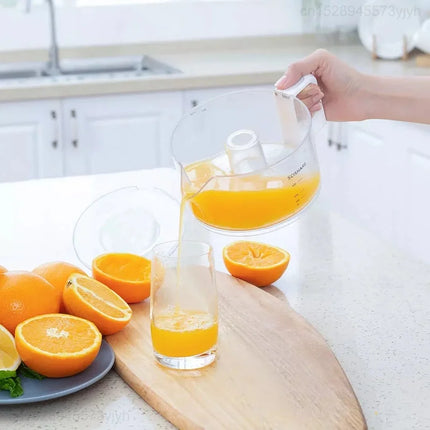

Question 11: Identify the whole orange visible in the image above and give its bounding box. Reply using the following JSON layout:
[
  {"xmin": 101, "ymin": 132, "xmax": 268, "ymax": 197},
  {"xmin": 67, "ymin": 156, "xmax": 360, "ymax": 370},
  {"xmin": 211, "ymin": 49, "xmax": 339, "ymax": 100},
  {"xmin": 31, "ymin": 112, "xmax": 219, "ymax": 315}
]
[
  {"xmin": 33, "ymin": 262, "xmax": 86, "ymax": 313},
  {"xmin": 0, "ymin": 271, "xmax": 60, "ymax": 333}
]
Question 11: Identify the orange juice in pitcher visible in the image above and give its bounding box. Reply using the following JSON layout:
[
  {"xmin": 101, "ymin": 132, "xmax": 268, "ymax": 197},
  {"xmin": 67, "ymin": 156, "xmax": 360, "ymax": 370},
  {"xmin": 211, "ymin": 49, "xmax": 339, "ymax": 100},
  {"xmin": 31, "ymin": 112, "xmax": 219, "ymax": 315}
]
[{"xmin": 183, "ymin": 157, "xmax": 320, "ymax": 231}]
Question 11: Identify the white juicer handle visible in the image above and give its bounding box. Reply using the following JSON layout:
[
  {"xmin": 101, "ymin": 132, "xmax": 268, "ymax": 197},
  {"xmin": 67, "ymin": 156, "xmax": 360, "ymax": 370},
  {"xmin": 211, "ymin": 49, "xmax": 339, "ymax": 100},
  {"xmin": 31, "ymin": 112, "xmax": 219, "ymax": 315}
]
[{"xmin": 277, "ymin": 74, "xmax": 326, "ymax": 134}]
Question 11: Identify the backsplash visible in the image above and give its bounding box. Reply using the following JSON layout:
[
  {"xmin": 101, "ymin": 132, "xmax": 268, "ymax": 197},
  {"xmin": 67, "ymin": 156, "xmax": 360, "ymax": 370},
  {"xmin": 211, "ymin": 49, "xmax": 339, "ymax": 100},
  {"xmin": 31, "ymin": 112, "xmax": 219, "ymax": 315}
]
[{"xmin": 0, "ymin": 0, "xmax": 303, "ymax": 52}]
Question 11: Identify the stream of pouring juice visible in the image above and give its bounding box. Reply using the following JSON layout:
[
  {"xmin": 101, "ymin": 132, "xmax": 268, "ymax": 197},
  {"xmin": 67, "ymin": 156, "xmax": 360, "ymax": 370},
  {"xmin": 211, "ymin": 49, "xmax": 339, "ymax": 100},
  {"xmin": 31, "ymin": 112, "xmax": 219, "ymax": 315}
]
[{"xmin": 150, "ymin": 197, "xmax": 218, "ymax": 358}]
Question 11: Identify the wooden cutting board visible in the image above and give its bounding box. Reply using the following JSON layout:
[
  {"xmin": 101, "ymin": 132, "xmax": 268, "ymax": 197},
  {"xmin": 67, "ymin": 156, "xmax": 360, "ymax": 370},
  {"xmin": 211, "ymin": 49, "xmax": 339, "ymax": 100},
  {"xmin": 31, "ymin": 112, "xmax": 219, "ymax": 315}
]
[{"xmin": 106, "ymin": 272, "xmax": 367, "ymax": 430}]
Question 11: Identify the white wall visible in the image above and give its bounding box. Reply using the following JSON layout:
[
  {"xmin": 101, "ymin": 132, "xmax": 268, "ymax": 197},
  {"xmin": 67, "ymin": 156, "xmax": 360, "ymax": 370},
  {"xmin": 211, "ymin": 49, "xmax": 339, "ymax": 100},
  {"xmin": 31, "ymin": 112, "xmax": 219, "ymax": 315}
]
[
  {"xmin": 1, "ymin": 0, "xmax": 429, "ymax": 52},
  {"xmin": 0, "ymin": 0, "xmax": 303, "ymax": 51}
]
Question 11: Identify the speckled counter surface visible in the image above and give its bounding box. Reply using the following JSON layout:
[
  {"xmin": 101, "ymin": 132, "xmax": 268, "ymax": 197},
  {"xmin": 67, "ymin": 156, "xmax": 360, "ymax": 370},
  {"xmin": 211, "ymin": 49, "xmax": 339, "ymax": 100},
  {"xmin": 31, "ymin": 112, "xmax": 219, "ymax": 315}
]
[
  {"xmin": 1, "ymin": 371, "xmax": 175, "ymax": 430},
  {"xmin": 0, "ymin": 35, "xmax": 429, "ymax": 102},
  {"xmin": 0, "ymin": 168, "xmax": 429, "ymax": 429}
]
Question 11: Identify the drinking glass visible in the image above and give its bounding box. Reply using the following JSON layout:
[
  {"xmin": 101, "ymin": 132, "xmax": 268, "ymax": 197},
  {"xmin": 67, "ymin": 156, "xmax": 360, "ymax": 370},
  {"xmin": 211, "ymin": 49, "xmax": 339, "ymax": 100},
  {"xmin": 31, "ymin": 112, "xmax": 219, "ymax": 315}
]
[{"xmin": 150, "ymin": 240, "xmax": 218, "ymax": 370}]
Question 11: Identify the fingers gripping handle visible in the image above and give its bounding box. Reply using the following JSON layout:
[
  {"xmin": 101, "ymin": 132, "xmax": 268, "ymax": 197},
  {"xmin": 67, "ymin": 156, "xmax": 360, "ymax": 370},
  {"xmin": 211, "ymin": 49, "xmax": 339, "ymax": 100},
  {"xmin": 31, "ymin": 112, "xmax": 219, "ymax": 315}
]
[
  {"xmin": 280, "ymin": 74, "xmax": 318, "ymax": 96},
  {"xmin": 276, "ymin": 74, "xmax": 326, "ymax": 135}
]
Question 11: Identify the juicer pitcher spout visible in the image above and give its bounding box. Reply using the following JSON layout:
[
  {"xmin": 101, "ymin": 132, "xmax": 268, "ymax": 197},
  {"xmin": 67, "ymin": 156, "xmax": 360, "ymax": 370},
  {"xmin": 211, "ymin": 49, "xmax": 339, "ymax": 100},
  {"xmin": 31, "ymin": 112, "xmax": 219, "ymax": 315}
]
[{"xmin": 177, "ymin": 161, "xmax": 191, "ymax": 193}]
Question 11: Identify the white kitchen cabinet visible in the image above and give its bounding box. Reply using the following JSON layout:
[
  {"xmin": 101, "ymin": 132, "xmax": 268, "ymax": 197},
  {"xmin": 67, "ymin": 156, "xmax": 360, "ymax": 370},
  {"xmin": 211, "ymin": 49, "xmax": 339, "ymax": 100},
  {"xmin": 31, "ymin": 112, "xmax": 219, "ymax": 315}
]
[
  {"xmin": 322, "ymin": 119, "xmax": 430, "ymax": 263},
  {"xmin": 388, "ymin": 121, "xmax": 430, "ymax": 262},
  {"xmin": 316, "ymin": 122, "xmax": 345, "ymax": 202},
  {"xmin": 0, "ymin": 100, "xmax": 63, "ymax": 182},
  {"xmin": 339, "ymin": 120, "xmax": 398, "ymax": 242},
  {"xmin": 1, "ymin": 86, "xmax": 276, "ymax": 183},
  {"xmin": 62, "ymin": 92, "xmax": 183, "ymax": 176}
]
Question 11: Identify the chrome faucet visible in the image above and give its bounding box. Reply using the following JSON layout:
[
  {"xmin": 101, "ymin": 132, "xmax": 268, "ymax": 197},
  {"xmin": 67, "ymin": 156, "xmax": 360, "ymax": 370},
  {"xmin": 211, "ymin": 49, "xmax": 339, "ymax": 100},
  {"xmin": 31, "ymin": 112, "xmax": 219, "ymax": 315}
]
[
  {"xmin": 45, "ymin": 0, "xmax": 61, "ymax": 76},
  {"xmin": 26, "ymin": 0, "xmax": 60, "ymax": 76}
]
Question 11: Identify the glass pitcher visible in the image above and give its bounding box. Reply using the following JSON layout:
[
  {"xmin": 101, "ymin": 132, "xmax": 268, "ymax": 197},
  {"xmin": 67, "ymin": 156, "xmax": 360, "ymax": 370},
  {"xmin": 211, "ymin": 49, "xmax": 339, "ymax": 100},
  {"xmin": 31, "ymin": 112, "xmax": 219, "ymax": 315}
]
[{"xmin": 171, "ymin": 75, "xmax": 326, "ymax": 234}]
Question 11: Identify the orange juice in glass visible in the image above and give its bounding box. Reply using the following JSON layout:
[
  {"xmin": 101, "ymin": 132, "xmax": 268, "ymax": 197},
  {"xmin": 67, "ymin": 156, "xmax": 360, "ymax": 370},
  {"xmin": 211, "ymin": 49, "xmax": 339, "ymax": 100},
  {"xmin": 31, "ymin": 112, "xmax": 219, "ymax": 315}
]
[{"xmin": 150, "ymin": 241, "xmax": 218, "ymax": 370}]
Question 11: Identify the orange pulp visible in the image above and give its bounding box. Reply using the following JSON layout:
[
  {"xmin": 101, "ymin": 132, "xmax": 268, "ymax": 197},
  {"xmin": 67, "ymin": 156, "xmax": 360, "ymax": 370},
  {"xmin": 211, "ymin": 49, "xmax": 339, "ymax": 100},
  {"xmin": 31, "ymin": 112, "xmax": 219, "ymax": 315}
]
[{"xmin": 151, "ymin": 309, "xmax": 218, "ymax": 357}]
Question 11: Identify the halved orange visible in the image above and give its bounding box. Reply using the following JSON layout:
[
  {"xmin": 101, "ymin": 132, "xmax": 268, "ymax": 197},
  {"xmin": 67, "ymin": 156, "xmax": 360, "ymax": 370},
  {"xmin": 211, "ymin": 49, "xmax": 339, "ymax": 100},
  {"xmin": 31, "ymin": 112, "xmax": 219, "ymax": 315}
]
[
  {"xmin": 92, "ymin": 253, "xmax": 151, "ymax": 303},
  {"xmin": 63, "ymin": 273, "xmax": 132, "ymax": 335},
  {"xmin": 223, "ymin": 241, "xmax": 290, "ymax": 287},
  {"xmin": 14, "ymin": 314, "xmax": 101, "ymax": 378}
]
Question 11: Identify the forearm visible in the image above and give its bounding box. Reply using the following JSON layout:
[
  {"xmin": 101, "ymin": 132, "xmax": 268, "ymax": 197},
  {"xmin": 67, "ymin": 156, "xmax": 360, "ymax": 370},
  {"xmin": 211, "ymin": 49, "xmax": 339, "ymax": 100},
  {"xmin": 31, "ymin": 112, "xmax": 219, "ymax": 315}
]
[{"xmin": 362, "ymin": 75, "xmax": 430, "ymax": 124}]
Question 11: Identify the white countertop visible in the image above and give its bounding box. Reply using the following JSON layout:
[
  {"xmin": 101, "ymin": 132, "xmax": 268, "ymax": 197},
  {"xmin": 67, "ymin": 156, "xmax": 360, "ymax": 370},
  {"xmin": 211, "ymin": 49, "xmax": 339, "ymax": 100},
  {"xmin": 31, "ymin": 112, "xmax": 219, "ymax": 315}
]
[
  {"xmin": 0, "ymin": 168, "xmax": 429, "ymax": 430},
  {"xmin": 0, "ymin": 35, "xmax": 429, "ymax": 102}
]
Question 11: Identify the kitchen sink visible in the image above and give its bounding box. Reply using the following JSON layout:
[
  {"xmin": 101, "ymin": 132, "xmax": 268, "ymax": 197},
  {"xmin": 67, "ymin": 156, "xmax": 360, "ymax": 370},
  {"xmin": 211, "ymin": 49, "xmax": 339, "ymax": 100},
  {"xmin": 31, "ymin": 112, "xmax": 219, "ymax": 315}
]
[
  {"xmin": 0, "ymin": 69, "xmax": 48, "ymax": 80},
  {"xmin": 59, "ymin": 55, "xmax": 180, "ymax": 77},
  {"xmin": 0, "ymin": 56, "xmax": 181, "ymax": 81},
  {"xmin": 0, "ymin": 0, "xmax": 181, "ymax": 83}
]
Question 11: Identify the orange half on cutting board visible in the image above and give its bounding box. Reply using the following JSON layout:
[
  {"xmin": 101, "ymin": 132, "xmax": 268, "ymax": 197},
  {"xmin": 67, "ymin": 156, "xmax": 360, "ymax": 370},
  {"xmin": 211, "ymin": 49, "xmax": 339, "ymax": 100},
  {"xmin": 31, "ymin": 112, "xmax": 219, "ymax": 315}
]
[
  {"xmin": 92, "ymin": 253, "xmax": 151, "ymax": 303},
  {"xmin": 223, "ymin": 241, "xmax": 290, "ymax": 287}
]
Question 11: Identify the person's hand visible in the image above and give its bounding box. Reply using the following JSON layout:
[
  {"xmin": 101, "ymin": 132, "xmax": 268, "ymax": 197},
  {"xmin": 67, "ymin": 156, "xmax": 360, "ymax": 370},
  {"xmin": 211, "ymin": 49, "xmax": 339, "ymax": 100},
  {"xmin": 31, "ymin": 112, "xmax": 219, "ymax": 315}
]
[{"xmin": 275, "ymin": 49, "xmax": 367, "ymax": 121}]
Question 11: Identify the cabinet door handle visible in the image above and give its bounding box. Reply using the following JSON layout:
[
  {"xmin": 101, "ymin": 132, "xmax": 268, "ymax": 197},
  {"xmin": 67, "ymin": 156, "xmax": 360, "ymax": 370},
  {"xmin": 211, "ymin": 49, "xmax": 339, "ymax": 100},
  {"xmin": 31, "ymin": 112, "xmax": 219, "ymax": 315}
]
[
  {"xmin": 51, "ymin": 110, "xmax": 59, "ymax": 149},
  {"xmin": 191, "ymin": 100, "xmax": 198, "ymax": 108},
  {"xmin": 328, "ymin": 122, "xmax": 347, "ymax": 150},
  {"xmin": 70, "ymin": 109, "xmax": 78, "ymax": 148}
]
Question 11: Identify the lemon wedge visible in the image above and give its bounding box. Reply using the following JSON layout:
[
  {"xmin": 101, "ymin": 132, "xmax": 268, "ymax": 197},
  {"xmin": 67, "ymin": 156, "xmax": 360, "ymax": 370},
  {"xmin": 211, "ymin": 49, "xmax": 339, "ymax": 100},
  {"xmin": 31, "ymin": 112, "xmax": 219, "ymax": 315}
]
[{"xmin": 0, "ymin": 324, "xmax": 21, "ymax": 372}]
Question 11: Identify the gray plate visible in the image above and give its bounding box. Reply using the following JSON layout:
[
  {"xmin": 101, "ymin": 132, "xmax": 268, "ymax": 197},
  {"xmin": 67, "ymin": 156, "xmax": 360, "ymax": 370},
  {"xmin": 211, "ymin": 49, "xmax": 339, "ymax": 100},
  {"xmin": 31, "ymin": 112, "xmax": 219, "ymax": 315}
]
[{"xmin": 0, "ymin": 340, "xmax": 114, "ymax": 404}]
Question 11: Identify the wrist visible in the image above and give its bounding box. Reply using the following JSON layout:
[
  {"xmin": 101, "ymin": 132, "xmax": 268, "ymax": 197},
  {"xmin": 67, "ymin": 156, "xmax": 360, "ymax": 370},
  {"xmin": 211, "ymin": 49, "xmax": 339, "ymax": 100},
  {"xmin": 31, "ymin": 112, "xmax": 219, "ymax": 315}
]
[{"xmin": 358, "ymin": 73, "xmax": 381, "ymax": 120}]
